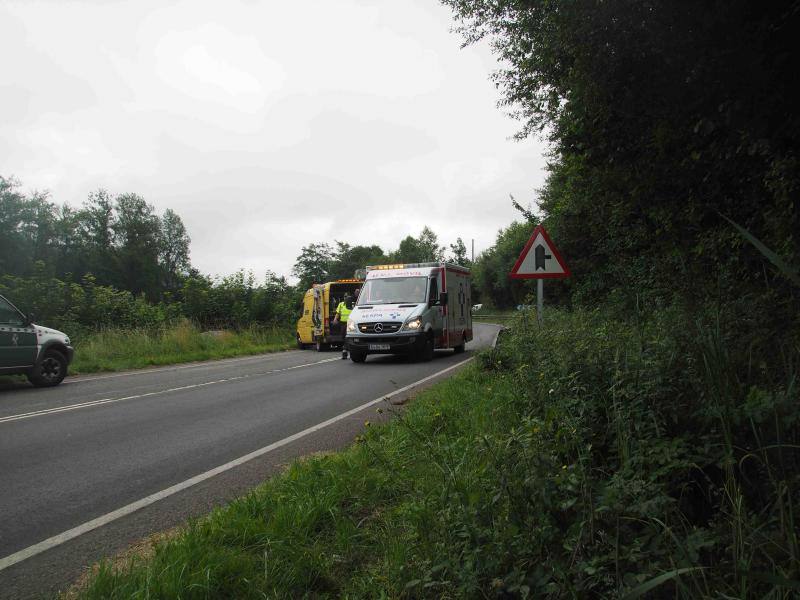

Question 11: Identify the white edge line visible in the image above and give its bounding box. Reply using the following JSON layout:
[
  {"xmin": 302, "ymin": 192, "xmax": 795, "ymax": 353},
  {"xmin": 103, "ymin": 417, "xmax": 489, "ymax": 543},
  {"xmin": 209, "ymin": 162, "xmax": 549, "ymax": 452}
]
[{"xmin": 0, "ymin": 355, "xmax": 479, "ymax": 572}]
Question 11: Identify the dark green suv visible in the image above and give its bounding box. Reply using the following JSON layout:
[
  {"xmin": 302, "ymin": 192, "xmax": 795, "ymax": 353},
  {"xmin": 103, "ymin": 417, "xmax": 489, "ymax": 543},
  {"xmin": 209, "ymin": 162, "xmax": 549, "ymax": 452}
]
[{"xmin": 0, "ymin": 294, "xmax": 74, "ymax": 387}]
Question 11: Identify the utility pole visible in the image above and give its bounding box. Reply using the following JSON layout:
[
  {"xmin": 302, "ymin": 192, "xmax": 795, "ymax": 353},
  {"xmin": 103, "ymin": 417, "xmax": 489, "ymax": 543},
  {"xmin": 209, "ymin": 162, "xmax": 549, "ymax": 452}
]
[{"xmin": 471, "ymin": 239, "xmax": 474, "ymax": 263}]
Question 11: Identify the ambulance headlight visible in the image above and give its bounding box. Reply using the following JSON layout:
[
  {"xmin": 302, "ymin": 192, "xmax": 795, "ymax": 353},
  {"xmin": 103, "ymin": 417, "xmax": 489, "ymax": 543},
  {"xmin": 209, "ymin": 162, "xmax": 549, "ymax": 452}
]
[
  {"xmin": 402, "ymin": 317, "xmax": 422, "ymax": 331},
  {"xmin": 347, "ymin": 320, "xmax": 357, "ymax": 333}
]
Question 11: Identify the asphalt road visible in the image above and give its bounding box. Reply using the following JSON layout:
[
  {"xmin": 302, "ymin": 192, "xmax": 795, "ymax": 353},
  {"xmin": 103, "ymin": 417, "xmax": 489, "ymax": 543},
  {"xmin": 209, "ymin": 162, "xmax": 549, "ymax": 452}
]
[{"xmin": 0, "ymin": 323, "xmax": 501, "ymax": 598}]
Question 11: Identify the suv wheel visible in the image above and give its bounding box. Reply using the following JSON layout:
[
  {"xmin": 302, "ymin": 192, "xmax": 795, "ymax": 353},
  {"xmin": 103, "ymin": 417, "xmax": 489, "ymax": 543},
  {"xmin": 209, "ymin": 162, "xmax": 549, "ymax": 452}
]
[{"xmin": 28, "ymin": 349, "xmax": 67, "ymax": 387}]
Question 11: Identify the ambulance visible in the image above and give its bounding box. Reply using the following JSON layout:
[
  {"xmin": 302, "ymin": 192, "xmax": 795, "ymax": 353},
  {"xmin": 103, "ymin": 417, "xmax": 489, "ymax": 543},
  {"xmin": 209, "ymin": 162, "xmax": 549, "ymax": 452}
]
[
  {"xmin": 345, "ymin": 262, "xmax": 472, "ymax": 363},
  {"xmin": 296, "ymin": 279, "xmax": 363, "ymax": 351}
]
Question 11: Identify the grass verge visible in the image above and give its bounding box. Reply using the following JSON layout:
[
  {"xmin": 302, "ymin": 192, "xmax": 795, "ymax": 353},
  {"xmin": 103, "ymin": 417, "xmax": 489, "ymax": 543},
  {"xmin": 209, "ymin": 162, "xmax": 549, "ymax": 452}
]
[
  {"xmin": 70, "ymin": 320, "xmax": 294, "ymax": 374},
  {"xmin": 73, "ymin": 307, "xmax": 799, "ymax": 598},
  {"xmin": 472, "ymin": 308, "xmax": 517, "ymax": 326}
]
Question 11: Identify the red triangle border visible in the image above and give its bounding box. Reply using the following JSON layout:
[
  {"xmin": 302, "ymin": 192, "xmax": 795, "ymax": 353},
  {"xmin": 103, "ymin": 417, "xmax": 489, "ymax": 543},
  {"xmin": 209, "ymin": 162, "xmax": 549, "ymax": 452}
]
[{"xmin": 508, "ymin": 225, "xmax": 572, "ymax": 279}]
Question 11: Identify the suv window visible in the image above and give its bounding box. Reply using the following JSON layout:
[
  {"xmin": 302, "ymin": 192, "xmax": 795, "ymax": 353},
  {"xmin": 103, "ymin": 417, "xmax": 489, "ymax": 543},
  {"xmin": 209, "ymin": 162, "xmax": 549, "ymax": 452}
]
[{"xmin": 0, "ymin": 297, "xmax": 24, "ymax": 326}]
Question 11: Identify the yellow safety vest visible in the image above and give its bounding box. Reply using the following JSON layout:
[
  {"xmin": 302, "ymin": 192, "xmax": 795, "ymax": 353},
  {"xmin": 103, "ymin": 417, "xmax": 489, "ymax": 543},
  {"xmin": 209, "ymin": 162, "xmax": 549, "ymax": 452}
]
[{"xmin": 336, "ymin": 302, "xmax": 352, "ymax": 322}]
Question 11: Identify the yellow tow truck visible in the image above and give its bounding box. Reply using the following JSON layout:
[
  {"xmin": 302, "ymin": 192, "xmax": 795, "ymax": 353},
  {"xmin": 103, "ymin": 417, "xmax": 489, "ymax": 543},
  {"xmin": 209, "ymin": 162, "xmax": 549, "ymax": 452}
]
[{"xmin": 296, "ymin": 279, "xmax": 362, "ymax": 351}]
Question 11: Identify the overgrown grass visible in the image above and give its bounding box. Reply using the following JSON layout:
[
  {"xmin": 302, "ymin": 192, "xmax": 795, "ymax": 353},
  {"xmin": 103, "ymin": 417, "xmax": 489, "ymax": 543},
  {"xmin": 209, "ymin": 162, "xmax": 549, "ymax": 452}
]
[
  {"xmin": 74, "ymin": 307, "xmax": 799, "ymax": 598},
  {"xmin": 70, "ymin": 320, "xmax": 294, "ymax": 374}
]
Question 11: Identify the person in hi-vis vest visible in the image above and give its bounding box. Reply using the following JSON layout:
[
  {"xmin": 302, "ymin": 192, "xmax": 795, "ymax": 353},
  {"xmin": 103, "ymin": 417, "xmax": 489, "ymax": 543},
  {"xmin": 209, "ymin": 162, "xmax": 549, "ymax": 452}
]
[{"xmin": 334, "ymin": 293, "xmax": 354, "ymax": 359}]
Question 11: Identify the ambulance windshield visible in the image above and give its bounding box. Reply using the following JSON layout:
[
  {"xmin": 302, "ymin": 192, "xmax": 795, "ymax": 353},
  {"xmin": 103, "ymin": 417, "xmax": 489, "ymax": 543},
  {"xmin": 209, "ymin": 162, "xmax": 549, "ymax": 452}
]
[{"xmin": 357, "ymin": 277, "xmax": 427, "ymax": 305}]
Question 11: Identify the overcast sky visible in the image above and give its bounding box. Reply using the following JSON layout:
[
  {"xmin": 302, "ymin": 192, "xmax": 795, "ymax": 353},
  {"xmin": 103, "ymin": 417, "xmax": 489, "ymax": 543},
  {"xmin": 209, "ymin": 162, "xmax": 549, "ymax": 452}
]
[{"xmin": 1, "ymin": 0, "xmax": 548, "ymax": 281}]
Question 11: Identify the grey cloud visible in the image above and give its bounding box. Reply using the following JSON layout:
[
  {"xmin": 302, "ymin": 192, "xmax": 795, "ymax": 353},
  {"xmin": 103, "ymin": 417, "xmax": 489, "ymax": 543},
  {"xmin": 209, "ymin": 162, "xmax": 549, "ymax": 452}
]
[{"xmin": 2, "ymin": 0, "xmax": 549, "ymax": 281}]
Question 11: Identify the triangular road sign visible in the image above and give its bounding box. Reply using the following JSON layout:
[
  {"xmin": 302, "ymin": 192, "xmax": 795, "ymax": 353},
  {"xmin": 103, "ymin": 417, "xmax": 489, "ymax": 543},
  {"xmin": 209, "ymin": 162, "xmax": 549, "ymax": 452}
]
[{"xmin": 509, "ymin": 225, "xmax": 571, "ymax": 279}]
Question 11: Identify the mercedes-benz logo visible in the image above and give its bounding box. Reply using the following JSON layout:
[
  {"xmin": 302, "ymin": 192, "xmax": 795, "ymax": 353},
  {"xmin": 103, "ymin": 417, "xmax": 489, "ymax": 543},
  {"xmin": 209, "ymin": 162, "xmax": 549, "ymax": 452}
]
[{"xmin": 374, "ymin": 323, "xmax": 383, "ymax": 333}]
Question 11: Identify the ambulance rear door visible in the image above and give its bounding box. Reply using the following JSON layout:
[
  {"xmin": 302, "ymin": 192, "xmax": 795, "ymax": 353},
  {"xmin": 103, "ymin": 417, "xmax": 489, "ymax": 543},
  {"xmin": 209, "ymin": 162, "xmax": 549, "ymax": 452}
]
[{"xmin": 445, "ymin": 265, "xmax": 471, "ymax": 347}]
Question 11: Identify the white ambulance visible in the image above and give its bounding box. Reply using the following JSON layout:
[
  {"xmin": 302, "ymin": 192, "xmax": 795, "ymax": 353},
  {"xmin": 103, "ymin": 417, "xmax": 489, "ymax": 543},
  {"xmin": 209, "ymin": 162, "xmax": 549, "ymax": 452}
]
[{"xmin": 345, "ymin": 262, "xmax": 472, "ymax": 363}]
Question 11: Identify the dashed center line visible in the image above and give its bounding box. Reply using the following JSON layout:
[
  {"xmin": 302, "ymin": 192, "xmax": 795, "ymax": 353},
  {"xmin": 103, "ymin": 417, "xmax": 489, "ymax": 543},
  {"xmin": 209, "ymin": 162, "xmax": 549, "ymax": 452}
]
[
  {"xmin": 0, "ymin": 357, "xmax": 340, "ymax": 425},
  {"xmin": 62, "ymin": 350, "xmax": 302, "ymax": 385}
]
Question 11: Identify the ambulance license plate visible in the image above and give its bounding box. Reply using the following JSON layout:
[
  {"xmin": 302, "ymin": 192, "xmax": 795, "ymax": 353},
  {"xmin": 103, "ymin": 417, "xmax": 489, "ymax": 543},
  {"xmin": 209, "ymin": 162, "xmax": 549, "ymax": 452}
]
[{"xmin": 369, "ymin": 343, "xmax": 390, "ymax": 350}]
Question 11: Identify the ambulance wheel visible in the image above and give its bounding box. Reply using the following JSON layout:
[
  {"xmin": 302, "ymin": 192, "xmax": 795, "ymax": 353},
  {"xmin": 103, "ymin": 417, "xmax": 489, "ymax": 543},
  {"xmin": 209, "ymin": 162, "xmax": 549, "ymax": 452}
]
[
  {"xmin": 315, "ymin": 341, "xmax": 330, "ymax": 352},
  {"xmin": 350, "ymin": 351, "xmax": 367, "ymax": 363},
  {"xmin": 419, "ymin": 335, "xmax": 434, "ymax": 362},
  {"xmin": 296, "ymin": 333, "xmax": 305, "ymax": 349}
]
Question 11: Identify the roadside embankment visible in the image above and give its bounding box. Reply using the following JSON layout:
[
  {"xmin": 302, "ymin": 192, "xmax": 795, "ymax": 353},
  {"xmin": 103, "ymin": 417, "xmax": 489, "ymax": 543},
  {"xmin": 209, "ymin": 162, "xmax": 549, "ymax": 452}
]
[{"xmin": 72, "ymin": 308, "xmax": 799, "ymax": 598}]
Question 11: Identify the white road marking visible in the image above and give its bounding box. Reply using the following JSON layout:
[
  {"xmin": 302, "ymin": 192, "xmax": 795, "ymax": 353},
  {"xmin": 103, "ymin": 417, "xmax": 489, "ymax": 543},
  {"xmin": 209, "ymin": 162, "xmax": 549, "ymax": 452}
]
[
  {"xmin": 0, "ymin": 358, "xmax": 340, "ymax": 425},
  {"xmin": 0, "ymin": 356, "xmax": 476, "ymax": 572}
]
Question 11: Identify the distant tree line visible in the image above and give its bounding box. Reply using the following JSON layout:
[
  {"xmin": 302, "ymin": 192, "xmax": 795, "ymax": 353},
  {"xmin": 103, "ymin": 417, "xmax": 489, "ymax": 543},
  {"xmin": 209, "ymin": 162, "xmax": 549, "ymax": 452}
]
[
  {"xmin": 0, "ymin": 176, "xmax": 299, "ymax": 333},
  {"xmin": 291, "ymin": 226, "xmax": 472, "ymax": 291},
  {"xmin": 1, "ymin": 176, "xmax": 190, "ymax": 301},
  {"xmin": 2, "ymin": 175, "xmax": 477, "ymax": 335}
]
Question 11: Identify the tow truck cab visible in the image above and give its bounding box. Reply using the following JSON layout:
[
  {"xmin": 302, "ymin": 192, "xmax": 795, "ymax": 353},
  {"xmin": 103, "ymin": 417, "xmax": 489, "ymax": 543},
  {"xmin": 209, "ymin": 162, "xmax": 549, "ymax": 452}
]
[
  {"xmin": 296, "ymin": 279, "xmax": 363, "ymax": 351},
  {"xmin": 345, "ymin": 262, "xmax": 472, "ymax": 363}
]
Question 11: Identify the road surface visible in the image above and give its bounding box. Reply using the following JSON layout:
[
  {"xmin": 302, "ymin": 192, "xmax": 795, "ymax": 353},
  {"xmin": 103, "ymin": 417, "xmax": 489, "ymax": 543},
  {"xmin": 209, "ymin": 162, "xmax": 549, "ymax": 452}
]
[{"xmin": 0, "ymin": 323, "xmax": 501, "ymax": 598}]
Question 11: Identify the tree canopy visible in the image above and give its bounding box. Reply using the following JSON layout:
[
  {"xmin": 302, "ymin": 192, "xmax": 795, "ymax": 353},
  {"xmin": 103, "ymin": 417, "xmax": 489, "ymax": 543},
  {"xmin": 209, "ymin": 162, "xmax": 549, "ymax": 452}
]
[
  {"xmin": 292, "ymin": 227, "xmax": 464, "ymax": 292},
  {"xmin": 1, "ymin": 177, "xmax": 191, "ymax": 301},
  {"xmin": 444, "ymin": 0, "xmax": 799, "ymax": 310}
]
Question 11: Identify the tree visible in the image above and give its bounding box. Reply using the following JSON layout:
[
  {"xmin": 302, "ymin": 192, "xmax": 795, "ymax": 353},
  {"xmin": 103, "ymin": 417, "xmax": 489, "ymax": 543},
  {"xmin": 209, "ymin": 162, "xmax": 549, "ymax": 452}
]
[
  {"xmin": 417, "ymin": 226, "xmax": 445, "ymax": 262},
  {"xmin": 390, "ymin": 227, "xmax": 445, "ymax": 263},
  {"xmin": 77, "ymin": 189, "xmax": 117, "ymax": 286},
  {"xmin": 159, "ymin": 209, "xmax": 191, "ymax": 294},
  {"xmin": 27, "ymin": 190, "xmax": 58, "ymax": 271},
  {"xmin": 292, "ymin": 243, "xmax": 334, "ymax": 290},
  {"xmin": 0, "ymin": 176, "xmax": 32, "ymax": 276},
  {"xmin": 252, "ymin": 270, "xmax": 297, "ymax": 323},
  {"xmin": 52, "ymin": 203, "xmax": 87, "ymax": 278},
  {"xmin": 112, "ymin": 193, "xmax": 162, "ymax": 299},
  {"xmin": 448, "ymin": 237, "xmax": 471, "ymax": 267},
  {"xmin": 0, "ymin": 177, "xmax": 63, "ymax": 277},
  {"xmin": 330, "ymin": 242, "xmax": 388, "ymax": 280},
  {"xmin": 443, "ymin": 0, "xmax": 800, "ymax": 307}
]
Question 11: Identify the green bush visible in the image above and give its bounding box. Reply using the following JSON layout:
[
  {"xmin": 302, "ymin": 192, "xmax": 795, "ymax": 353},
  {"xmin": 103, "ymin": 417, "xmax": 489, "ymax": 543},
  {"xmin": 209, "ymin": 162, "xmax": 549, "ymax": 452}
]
[
  {"xmin": 471, "ymin": 307, "xmax": 799, "ymax": 597},
  {"xmin": 0, "ymin": 269, "xmax": 300, "ymax": 344}
]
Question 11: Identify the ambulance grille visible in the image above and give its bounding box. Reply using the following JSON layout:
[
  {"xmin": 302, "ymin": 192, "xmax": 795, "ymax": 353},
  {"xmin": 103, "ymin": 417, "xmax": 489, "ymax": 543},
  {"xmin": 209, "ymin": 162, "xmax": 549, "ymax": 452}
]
[{"xmin": 358, "ymin": 322, "xmax": 402, "ymax": 334}]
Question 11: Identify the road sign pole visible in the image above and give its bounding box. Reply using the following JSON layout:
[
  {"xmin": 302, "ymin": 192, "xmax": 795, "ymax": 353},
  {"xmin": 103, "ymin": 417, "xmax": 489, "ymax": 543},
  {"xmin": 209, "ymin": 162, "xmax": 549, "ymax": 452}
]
[{"xmin": 537, "ymin": 278, "xmax": 543, "ymax": 325}]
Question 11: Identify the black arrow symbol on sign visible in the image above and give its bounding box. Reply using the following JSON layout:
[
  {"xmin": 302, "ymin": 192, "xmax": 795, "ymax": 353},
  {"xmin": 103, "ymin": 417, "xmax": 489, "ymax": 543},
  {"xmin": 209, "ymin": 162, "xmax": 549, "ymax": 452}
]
[{"xmin": 535, "ymin": 245, "xmax": 551, "ymax": 270}]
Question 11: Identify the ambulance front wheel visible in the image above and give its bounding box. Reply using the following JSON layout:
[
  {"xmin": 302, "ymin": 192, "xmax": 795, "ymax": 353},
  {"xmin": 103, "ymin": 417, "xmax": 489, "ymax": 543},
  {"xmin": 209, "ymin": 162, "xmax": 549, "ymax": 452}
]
[
  {"xmin": 419, "ymin": 335, "xmax": 435, "ymax": 362},
  {"xmin": 315, "ymin": 340, "xmax": 330, "ymax": 352},
  {"xmin": 350, "ymin": 350, "xmax": 367, "ymax": 363}
]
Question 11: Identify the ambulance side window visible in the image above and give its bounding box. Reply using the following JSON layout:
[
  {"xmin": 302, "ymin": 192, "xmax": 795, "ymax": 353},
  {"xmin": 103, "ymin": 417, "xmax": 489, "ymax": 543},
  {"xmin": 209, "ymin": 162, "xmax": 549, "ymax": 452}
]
[{"xmin": 428, "ymin": 278, "xmax": 438, "ymax": 305}]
